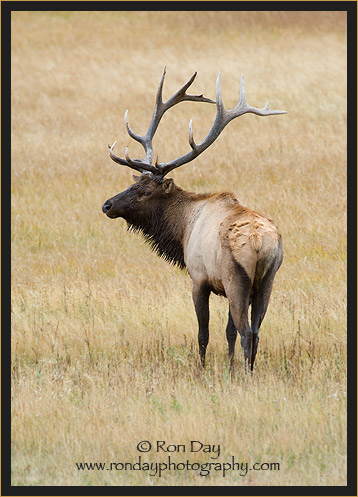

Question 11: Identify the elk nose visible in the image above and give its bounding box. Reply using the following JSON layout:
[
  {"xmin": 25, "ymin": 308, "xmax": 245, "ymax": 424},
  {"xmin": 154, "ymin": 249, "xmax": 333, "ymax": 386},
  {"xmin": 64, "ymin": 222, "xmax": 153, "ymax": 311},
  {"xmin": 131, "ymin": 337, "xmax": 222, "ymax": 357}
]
[{"xmin": 102, "ymin": 200, "xmax": 112, "ymax": 213}]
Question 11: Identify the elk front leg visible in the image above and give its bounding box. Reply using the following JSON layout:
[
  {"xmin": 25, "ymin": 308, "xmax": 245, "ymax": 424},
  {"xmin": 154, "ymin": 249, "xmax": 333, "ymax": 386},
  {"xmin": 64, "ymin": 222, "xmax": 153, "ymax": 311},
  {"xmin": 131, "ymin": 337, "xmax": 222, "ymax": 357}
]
[{"xmin": 192, "ymin": 282, "xmax": 210, "ymax": 367}]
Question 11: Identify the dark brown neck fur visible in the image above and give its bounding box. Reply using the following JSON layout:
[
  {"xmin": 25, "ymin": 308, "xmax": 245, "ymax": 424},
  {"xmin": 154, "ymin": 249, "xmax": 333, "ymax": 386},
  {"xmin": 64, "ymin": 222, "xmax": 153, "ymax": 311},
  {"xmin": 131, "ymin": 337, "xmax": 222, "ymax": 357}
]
[{"xmin": 127, "ymin": 187, "xmax": 213, "ymax": 269}]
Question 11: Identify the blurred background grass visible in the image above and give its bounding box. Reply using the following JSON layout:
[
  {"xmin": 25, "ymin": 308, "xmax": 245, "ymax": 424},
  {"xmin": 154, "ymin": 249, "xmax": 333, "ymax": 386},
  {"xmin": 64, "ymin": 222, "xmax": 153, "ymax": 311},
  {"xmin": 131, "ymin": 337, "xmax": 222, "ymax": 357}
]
[{"xmin": 11, "ymin": 10, "xmax": 347, "ymax": 486}]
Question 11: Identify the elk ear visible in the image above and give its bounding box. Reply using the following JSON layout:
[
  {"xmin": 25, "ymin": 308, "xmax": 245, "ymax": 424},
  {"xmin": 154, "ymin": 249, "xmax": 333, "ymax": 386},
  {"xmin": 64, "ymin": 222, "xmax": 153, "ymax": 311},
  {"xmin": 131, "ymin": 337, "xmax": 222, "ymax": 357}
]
[
  {"xmin": 162, "ymin": 178, "xmax": 173, "ymax": 194},
  {"xmin": 133, "ymin": 175, "xmax": 141, "ymax": 183}
]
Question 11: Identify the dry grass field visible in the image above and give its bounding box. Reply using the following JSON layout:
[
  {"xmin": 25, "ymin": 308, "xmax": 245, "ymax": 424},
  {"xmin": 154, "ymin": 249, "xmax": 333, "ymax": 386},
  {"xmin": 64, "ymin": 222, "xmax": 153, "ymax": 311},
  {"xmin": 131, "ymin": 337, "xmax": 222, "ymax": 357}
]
[{"xmin": 11, "ymin": 11, "xmax": 347, "ymax": 486}]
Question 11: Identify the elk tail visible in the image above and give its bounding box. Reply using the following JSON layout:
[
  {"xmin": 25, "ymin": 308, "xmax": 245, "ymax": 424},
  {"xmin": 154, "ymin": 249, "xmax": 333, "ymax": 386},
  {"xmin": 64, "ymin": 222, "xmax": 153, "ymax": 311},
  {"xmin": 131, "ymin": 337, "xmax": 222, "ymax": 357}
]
[{"xmin": 249, "ymin": 230, "xmax": 263, "ymax": 253}]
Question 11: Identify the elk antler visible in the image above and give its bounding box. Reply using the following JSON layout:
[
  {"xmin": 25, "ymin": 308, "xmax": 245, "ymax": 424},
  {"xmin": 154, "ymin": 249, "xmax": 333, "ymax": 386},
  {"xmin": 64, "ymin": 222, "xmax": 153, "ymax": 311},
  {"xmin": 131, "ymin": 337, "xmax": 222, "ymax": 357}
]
[
  {"xmin": 108, "ymin": 66, "xmax": 215, "ymax": 176},
  {"xmin": 108, "ymin": 68, "xmax": 286, "ymax": 179}
]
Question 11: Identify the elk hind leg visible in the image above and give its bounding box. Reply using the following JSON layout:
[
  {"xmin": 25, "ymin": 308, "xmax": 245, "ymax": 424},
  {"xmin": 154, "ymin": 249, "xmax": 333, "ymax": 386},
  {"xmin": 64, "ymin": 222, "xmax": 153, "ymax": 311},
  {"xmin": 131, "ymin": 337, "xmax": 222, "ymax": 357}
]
[
  {"xmin": 250, "ymin": 262, "xmax": 278, "ymax": 371},
  {"xmin": 226, "ymin": 310, "xmax": 237, "ymax": 367},
  {"xmin": 224, "ymin": 263, "xmax": 252, "ymax": 371}
]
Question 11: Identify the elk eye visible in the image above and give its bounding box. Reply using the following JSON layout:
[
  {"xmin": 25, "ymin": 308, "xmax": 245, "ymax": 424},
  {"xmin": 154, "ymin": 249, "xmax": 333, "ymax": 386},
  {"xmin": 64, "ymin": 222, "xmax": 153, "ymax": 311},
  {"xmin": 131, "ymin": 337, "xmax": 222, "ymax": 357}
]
[{"xmin": 138, "ymin": 190, "xmax": 152, "ymax": 199}]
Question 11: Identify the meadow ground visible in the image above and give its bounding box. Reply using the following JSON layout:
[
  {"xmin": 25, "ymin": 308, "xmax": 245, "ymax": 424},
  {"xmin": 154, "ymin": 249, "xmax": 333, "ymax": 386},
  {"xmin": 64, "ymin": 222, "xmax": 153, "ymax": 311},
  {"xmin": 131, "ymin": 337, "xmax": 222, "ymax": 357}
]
[{"xmin": 11, "ymin": 11, "xmax": 347, "ymax": 486}]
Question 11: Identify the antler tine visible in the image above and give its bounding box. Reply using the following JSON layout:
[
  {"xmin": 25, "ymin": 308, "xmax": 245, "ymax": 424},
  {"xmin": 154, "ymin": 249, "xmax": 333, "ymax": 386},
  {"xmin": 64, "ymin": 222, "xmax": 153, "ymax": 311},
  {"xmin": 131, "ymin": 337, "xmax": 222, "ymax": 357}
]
[
  {"xmin": 107, "ymin": 142, "xmax": 158, "ymax": 175},
  {"xmin": 155, "ymin": 66, "xmax": 167, "ymax": 107},
  {"xmin": 124, "ymin": 110, "xmax": 144, "ymax": 145},
  {"xmin": 164, "ymin": 71, "xmax": 216, "ymax": 110},
  {"xmin": 163, "ymin": 71, "xmax": 197, "ymax": 108},
  {"xmin": 238, "ymin": 74, "xmax": 246, "ymax": 107},
  {"xmin": 215, "ymin": 71, "xmax": 225, "ymax": 116},
  {"xmin": 232, "ymin": 75, "xmax": 287, "ymax": 118},
  {"xmin": 108, "ymin": 142, "xmax": 142, "ymax": 173},
  {"xmin": 188, "ymin": 119, "xmax": 198, "ymax": 151}
]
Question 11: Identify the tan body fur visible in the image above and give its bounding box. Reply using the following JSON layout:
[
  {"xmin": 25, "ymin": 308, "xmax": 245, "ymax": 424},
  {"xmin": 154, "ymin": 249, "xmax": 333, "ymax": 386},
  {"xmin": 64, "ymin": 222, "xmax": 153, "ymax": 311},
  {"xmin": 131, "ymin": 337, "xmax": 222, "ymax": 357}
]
[{"xmin": 183, "ymin": 192, "xmax": 281, "ymax": 297}]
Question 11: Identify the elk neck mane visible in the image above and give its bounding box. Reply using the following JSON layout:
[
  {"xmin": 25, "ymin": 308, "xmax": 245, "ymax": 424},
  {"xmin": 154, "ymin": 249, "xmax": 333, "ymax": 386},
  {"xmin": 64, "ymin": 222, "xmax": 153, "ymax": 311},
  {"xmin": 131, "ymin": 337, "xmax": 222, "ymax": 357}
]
[{"xmin": 126, "ymin": 188, "xmax": 220, "ymax": 269}]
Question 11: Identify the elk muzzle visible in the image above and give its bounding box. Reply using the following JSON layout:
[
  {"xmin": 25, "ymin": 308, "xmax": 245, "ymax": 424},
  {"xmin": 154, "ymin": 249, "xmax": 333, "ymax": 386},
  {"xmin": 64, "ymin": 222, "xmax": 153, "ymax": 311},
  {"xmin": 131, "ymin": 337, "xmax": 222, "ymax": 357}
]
[
  {"xmin": 102, "ymin": 198, "xmax": 122, "ymax": 218},
  {"xmin": 102, "ymin": 199, "xmax": 114, "ymax": 216},
  {"xmin": 102, "ymin": 187, "xmax": 135, "ymax": 219}
]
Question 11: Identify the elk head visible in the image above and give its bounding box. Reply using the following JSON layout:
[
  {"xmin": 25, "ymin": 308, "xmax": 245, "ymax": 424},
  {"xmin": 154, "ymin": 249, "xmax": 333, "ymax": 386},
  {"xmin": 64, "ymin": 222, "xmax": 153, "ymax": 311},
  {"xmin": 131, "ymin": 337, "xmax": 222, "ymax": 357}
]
[{"xmin": 102, "ymin": 175, "xmax": 174, "ymax": 221}]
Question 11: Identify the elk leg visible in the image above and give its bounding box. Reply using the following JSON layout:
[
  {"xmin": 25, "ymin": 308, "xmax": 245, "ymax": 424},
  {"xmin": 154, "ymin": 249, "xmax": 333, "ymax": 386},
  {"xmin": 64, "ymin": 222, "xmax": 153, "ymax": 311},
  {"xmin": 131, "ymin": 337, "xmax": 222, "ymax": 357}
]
[
  {"xmin": 233, "ymin": 305, "xmax": 252, "ymax": 372},
  {"xmin": 192, "ymin": 282, "xmax": 210, "ymax": 367},
  {"xmin": 250, "ymin": 264, "xmax": 277, "ymax": 371},
  {"xmin": 226, "ymin": 310, "xmax": 237, "ymax": 367},
  {"xmin": 224, "ymin": 264, "xmax": 252, "ymax": 371}
]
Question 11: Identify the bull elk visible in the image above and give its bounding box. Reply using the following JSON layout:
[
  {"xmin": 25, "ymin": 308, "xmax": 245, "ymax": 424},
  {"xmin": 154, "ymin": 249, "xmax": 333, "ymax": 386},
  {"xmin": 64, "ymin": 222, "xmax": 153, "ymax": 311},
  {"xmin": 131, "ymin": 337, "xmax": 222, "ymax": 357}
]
[{"xmin": 102, "ymin": 67, "xmax": 286, "ymax": 371}]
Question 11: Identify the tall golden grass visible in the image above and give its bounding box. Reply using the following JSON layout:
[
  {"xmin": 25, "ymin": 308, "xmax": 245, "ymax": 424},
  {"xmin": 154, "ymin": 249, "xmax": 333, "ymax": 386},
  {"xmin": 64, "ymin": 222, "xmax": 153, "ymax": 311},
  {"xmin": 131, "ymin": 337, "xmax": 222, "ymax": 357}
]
[{"xmin": 11, "ymin": 11, "xmax": 347, "ymax": 486}]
